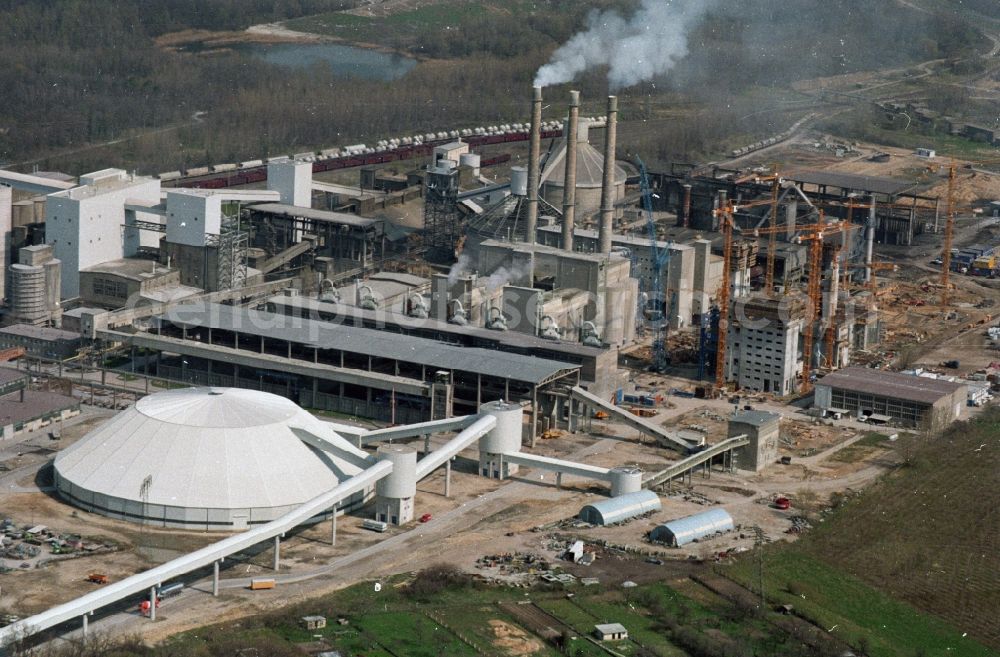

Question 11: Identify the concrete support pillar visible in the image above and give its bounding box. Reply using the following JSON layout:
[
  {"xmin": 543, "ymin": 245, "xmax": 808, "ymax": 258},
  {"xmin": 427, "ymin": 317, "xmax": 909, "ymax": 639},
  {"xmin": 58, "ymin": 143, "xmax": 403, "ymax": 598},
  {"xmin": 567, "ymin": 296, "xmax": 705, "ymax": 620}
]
[
  {"xmin": 331, "ymin": 507, "xmax": 337, "ymax": 546},
  {"xmin": 556, "ymin": 472, "xmax": 563, "ymax": 489},
  {"xmin": 273, "ymin": 535, "xmax": 280, "ymax": 572},
  {"xmin": 444, "ymin": 458, "xmax": 451, "ymax": 498},
  {"xmin": 82, "ymin": 612, "xmax": 88, "ymax": 636},
  {"xmin": 149, "ymin": 587, "xmax": 157, "ymax": 621},
  {"xmin": 212, "ymin": 561, "xmax": 220, "ymax": 597},
  {"xmin": 682, "ymin": 184, "xmax": 692, "ymax": 228},
  {"xmin": 561, "ymin": 90, "xmax": 580, "ymax": 253},
  {"xmin": 785, "ymin": 198, "xmax": 798, "ymax": 240},
  {"xmin": 865, "ymin": 198, "xmax": 876, "ymax": 283},
  {"xmin": 424, "ymin": 434, "xmax": 430, "ymax": 455}
]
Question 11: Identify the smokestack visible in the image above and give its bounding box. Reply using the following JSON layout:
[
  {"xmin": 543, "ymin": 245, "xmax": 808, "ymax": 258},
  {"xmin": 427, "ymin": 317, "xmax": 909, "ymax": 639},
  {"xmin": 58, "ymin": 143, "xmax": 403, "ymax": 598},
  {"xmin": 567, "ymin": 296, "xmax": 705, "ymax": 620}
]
[
  {"xmin": 525, "ymin": 86, "xmax": 543, "ymax": 244},
  {"xmin": 865, "ymin": 196, "xmax": 876, "ymax": 283},
  {"xmin": 561, "ymin": 90, "xmax": 580, "ymax": 252},
  {"xmin": 598, "ymin": 95, "xmax": 618, "ymax": 254},
  {"xmin": 682, "ymin": 184, "xmax": 692, "ymax": 228}
]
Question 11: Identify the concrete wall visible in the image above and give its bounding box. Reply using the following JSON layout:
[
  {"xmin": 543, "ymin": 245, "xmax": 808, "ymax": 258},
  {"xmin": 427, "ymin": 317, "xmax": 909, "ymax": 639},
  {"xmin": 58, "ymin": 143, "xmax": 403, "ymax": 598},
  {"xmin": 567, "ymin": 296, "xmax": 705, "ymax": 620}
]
[
  {"xmin": 729, "ymin": 413, "xmax": 780, "ymax": 471},
  {"xmin": 166, "ymin": 191, "xmax": 222, "ymax": 247},
  {"xmin": 268, "ymin": 160, "xmax": 312, "ymax": 208}
]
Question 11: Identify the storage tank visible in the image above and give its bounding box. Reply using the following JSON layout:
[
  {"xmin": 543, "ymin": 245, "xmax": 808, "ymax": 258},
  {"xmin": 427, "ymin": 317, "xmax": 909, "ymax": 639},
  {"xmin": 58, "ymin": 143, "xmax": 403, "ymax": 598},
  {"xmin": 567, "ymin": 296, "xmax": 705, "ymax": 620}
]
[
  {"xmin": 9, "ymin": 264, "xmax": 47, "ymax": 321},
  {"xmin": 608, "ymin": 466, "xmax": 643, "ymax": 497},
  {"xmin": 479, "ymin": 400, "xmax": 522, "ymax": 454},
  {"xmin": 459, "ymin": 153, "xmax": 481, "ymax": 177},
  {"xmin": 510, "ymin": 166, "xmax": 528, "ymax": 197},
  {"xmin": 375, "ymin": 444, "xmax": 417, "ymax": 499}
]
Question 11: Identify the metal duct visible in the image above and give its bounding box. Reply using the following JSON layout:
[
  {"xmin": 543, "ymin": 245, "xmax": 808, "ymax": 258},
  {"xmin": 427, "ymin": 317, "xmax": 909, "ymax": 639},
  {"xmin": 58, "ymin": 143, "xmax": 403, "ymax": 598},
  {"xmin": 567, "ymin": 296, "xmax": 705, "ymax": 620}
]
[
  {"xmin": 562, "ymin": 90, "xmax": 580, "ymax": 252},
  {"xmin": 598, "ymin": 95, "xmax": 618, "ymax": 254},
  {"xmin": 525, "ymin": 86, "xmax": 543, "ymax": 244}
]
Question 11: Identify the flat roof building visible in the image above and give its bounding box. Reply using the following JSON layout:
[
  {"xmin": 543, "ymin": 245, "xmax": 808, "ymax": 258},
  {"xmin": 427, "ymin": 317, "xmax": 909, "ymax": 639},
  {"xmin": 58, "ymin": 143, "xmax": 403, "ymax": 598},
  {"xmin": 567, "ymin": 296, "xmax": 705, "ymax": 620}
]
[
  {"xmin": 0, "ymin": 324, "xmax": 82, "ymax": 359},
  {"xmin": 814, "ymin": 367, "xmax": 966, "ymax": 431}
]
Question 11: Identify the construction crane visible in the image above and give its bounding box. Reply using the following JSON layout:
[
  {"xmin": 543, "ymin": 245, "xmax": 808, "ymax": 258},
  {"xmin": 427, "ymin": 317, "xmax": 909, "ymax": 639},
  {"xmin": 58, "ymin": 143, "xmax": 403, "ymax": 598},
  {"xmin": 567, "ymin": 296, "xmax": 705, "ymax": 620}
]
[
  {"xmin": 734, "ymin": 172, "xmax": 784, "ymax": 294},
  {"xmin": 637, "ymin": 157, "xmax": 671, "ymax": 371},
  {"xmin": 749, "ymin": 216, "xmax": 855, "ymax": 391}
]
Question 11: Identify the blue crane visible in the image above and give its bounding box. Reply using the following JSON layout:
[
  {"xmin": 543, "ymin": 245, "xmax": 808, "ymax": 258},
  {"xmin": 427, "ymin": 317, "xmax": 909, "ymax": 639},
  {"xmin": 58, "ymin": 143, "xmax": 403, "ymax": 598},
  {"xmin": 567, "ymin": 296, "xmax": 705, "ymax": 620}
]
[{"xmin": 637, "ymin": 157, "xmax": 672, "ymax": 371}]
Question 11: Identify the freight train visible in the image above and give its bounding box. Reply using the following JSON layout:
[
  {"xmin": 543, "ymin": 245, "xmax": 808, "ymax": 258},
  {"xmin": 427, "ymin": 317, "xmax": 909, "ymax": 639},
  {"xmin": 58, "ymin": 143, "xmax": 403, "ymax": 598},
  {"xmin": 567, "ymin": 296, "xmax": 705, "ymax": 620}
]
[{"xmin": 162, "ymin": 123, "xmax": 578, "ymax": 190}]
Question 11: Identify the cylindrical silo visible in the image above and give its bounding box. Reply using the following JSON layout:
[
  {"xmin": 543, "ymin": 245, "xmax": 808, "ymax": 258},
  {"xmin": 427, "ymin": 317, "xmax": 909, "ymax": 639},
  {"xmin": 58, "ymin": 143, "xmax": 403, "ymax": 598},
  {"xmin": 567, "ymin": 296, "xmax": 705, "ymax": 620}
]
[
  {"xmin": 459, "ymin": 153, "xmax": 481, "ymax": 178},
  {"xmin": 375, "ymin": 444, "xmax": 417, "ymax": 499},
  {"xmin": 479, "ymin": 400, "xmax": 522, "ymax": 454},
  {"xmin": 375, "ymin": 444, "xmax": 417, "ymax": 525},
  {"xmin": 478, "ymin": 400, "xmax": 522, "ymax": 480},
  {"xmin": 609, "ymin": 466, "xmax": 643, "ymax": 497},
  {"xmin": 10, "ymin": 264, "xmax": 46, "ymax": 323},
  {"xmin": 510, "ymin": 166, "xmax": 528, "ymax": 197}
]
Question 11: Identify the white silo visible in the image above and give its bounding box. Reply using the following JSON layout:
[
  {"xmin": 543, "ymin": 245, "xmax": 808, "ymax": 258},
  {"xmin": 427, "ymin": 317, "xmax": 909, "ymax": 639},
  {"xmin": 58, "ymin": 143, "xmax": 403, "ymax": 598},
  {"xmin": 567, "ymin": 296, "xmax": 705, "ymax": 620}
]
[
  {"xmin": 478, "ymin": 400, "xmax": 522, "ymax": 480},
  {"xmin": 375, "ymin": 444, "xmax": 417, "ymax": 525},
  {"xmin": 609, "ymin": 466, "xmax": 643, "ymax": 496}
]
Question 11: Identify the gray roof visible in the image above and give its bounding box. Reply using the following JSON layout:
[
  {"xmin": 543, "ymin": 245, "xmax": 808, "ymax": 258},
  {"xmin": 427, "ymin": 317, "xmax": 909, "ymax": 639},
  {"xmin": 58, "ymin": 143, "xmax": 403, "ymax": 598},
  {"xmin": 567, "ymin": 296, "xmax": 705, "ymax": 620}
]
[
  {"xmin": 784, "ymin": 169, "xmax": 917, "ymax": 197},
  {"xmin": 0, "ymin": 367, "xmax": 27, "ymax": 387},
  {"xmin": 0, "ymin": 390, "xmax": 79, "ymax": 425},
  {"xmin": 595, "ymin": 623, "xmax": 627, "ymax": 634},
  {"xmin": 248, "ymin": 203, "xmax": 378, "ymax": 229},
  {"xmin": 730, "ymin": 410, "xmax": 780, "ymax": 427},
  {"xmin": 817, "ymin": 367, "xmax": 966, "ymax": 404},
  {"xmin": 81, "ymin": 257, "xmax": 175, "ymax": 281},
  {"xmin": 0, "ymin": 324, "xmax": 81, "ymax": 342},
  {"xmin": 161, "ymin": 303, "xmax": 578, "ymax": 385},
  {"xmin": 579, "ymin": 490, "xmax": 661, "ymax": 525}
]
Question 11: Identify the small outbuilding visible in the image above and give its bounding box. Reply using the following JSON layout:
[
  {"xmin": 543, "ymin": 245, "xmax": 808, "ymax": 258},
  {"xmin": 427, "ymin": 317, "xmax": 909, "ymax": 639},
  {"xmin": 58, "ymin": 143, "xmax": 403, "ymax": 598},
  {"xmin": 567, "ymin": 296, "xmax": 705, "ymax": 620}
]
[
  {"xmin": 301, "ymin": 615, "xmax": 327, "ymax": 630},
  {"xmin": 594, "ymin": 623, "xmax": 628, "ymax": 641},
  {"xmin": 578, "ymin": 490, "xmax": 661, "ymax": 526},
  {"xmin": 650, "ymin": 508, "xmax": 734, "ymax": 547}
]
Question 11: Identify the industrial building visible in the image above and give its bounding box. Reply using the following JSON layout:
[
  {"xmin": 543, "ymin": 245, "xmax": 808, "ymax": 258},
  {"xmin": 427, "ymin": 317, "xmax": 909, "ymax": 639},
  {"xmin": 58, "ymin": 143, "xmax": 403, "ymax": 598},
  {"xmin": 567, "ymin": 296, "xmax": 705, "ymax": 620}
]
[
  {"xmin": 53, "ymin": 387, "xmax": 373, "ymax": 530},
  {"xmin": 728, "ymin": 409, "xmax": 781, "ymax": 471},
  {"xmin": 725, "ymin": 295, "xmax": 806, "ymax": 396},
  {"xmin": 650, "ymin": 508, "xmax": 735, "ymax": 547},
  {"xmin": 814, "ymin": 367, "xmax": 966, "ymax": 430},
  {"xmin": 0, "ymin": 367, "xmax": 80, "ymax": 439},
  {"xmin": 0, "ymin": 324, "xmax": 81, "ymax": 359},
  {"xmin": 7, "ymin": 244, "xmax": 62, "ymax": 326}
]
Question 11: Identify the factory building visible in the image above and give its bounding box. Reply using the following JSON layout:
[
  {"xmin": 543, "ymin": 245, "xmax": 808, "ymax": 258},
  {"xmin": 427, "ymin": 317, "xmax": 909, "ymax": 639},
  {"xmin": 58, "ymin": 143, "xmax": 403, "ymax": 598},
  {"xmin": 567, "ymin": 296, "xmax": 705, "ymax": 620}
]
[
  {"xmin": 814, "ymin": 367, "xmax": 966, "ymax": 431},
  {"xmin": 728, "ymin": 409, "xmax": 781, "ymax": 471},
  {"xmin": 79, "ymin": 258, "xmax": 200, "ymax": 309},
  {"xmin": 0, "ymin": 324, "xmax": 81, "ymax": 359},
  {"xmin": 46, "ymin": 169, "xmax": 163, "ymax": 299},
  {"xmin": 53, "ymin": 387, "xmax": 372, "ymax": 530},
  {"xmin": 0, "ymin": 367, "xmax": 80, "ymax": 439},
  {"xmin": 725, "ymin": 295, "xmax": 807, "ymax": 396},
  {"xmin": 109, "ymin": 302, "xmax": 581, "ymax": 438},
  {"xmin": 650, "ymin": 509, "xmax": 735, "ymax": 547}
]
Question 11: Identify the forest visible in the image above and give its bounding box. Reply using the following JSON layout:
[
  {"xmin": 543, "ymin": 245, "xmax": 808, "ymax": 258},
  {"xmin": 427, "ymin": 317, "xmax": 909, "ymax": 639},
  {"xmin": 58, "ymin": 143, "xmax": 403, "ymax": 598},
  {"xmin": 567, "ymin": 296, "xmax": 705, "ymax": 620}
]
[{"xmin": 0, "ymin": 0, "xmax": 989, "ymax": 174}]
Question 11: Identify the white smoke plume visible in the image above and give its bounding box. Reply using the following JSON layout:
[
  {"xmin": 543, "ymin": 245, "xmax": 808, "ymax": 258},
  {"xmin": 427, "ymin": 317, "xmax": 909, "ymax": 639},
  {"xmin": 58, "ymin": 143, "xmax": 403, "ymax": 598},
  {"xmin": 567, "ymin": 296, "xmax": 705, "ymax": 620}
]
[
  {"xmin": 485, "ymin": 261, "xmax": 532, "ymax": 292},
  {"xmin": 447, "ymin": 253, "xmax": 473, "ymax": 287},
  {"xmin": 534, "ymin": 0, "xmax": 717, "ymax": 90}
]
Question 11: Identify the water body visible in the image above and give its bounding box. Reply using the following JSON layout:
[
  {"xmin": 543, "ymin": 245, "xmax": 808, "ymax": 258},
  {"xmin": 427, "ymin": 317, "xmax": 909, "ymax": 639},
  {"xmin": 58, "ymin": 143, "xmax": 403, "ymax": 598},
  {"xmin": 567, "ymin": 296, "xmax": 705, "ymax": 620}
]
[{"xmin": 237, "ymin": 42, "xmax": 416, "ymax": 81}]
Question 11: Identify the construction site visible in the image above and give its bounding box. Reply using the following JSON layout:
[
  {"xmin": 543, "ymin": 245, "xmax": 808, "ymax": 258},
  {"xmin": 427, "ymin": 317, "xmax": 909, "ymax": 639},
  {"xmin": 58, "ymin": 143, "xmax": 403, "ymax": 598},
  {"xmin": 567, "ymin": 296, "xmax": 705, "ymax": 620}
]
[{"xmin": 0, "ymin": 73, "xmax": 999, "ymax": 653}]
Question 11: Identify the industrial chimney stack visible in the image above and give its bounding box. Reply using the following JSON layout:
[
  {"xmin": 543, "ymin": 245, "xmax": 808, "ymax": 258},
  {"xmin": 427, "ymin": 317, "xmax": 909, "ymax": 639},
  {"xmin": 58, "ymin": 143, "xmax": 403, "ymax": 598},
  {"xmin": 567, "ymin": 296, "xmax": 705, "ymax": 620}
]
[
  {"xmin": 598, "ymin": 95, "xmax": 618, "ymax": 254},
  {"xmin": 525, "ymin": 86, "xmax": 543, "ymax": 244},
  {"xmin": 561, "ymin": 90, "xmax": 580, "ymax": 253}
]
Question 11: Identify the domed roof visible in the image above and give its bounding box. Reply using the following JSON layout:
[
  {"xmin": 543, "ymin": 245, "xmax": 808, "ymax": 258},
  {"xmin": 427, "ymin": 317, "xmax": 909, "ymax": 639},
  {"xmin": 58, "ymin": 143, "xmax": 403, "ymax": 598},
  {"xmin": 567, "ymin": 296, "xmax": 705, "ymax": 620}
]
[
  {"xmin": 54, "ymin": 387, "xmax": 368, "ymax": 514},
  {"xmin": 539, "ymin": 124, "xmax": 627, "ymax": 189}
]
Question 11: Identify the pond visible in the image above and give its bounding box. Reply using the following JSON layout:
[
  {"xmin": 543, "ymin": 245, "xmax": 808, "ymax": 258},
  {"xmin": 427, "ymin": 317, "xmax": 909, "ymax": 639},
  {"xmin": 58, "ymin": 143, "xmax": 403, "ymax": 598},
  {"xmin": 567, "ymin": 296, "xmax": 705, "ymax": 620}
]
[{"xmin": 236, "ymin": 42, "xmax": 417, "ymax": 81}]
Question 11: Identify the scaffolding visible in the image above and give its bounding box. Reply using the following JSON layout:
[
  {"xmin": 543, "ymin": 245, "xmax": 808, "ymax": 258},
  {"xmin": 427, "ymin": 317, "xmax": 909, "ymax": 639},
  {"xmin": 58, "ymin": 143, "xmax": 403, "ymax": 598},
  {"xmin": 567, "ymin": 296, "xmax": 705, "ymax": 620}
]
[
  {"xmin": 424, "ymin": 166, "xmax": 463, "ymax": 261},
  {"xmin": 210, "ymin": 202, "xmax": 248, "ymax": 292}
]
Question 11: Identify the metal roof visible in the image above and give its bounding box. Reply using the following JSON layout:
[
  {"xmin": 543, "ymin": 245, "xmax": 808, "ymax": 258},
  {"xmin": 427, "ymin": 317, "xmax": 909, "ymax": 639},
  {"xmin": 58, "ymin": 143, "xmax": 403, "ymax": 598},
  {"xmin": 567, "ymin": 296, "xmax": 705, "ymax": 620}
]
[
  {"xmin": 578, "ymin": 490, "xmax": 661, "ymax": 526},
  {"xmin": 54, "ymin": 387, "xmax": 364, "ymax": 511},
  {"xmin": 162, "ymin": 303, "xmax": 578, "ymax": 385},
  {"xmin": 817, "ymin": 367, "xmax": 966, "ymax": 405},
  {"xmin": 0, "ymin": 324, "xmax": 81, "ymax": 342},
  {"xmin": 248, "ymin": 203, "xmax": 378, "ymax": 228},
  {"xmin": 0, "ymin": 390, "xmax": 79, "ymax": 424},
  {"xmin": 651, "ymin": 508, "xmax": 734, "ymax": 546},
  {"xmin": 784, "ymin": 169, "xmax": 917, "ymax": 197}
]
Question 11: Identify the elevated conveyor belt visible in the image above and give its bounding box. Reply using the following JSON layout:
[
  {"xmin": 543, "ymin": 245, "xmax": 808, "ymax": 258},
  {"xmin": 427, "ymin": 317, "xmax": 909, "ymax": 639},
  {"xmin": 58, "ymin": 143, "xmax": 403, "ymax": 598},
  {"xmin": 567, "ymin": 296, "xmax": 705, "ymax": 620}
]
[
  {"xmin": 414, "ymin": 415, "xmax": 496, "ymax": 480},
  {"xmin": 570, "ymin": 386, "xmax": 694, "ymax": 453},
  {"xmin": 642, "ymin": 435, "xmax": 749, "ymax": 489},
  {"xmin": 503, "ymin": 452, "xmax": 611, "ymax": 481},
  {"xmin": 0, "ymin": 460, "xmax": 392, "ymax": 647}
]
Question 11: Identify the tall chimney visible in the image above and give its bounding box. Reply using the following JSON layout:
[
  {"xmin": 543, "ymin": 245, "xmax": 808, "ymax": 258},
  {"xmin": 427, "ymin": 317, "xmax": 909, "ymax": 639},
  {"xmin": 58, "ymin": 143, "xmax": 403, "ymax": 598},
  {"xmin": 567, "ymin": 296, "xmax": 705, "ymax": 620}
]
[
  {"xmin": 598, "ymin": 95, "xmax": 618, "ymax": 254},
  {"xmin": 682, "ymin": 184, "xmax": 692, "ymax": 228},
  {"xmin": 525, "ymin": 86, "xmax": 543, "ymax": 244},
  {"xmin": 561, "ymin": 90, "xmax": 580, "ymax": 253}
]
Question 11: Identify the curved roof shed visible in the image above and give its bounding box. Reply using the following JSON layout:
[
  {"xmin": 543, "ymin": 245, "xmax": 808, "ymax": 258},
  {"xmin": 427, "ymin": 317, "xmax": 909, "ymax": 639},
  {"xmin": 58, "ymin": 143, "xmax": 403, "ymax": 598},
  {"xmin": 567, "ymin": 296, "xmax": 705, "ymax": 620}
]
[
  {"xmin": 579, "ymin": 490, "xmax": 661, "ymax": 526},
  {"xmin": 650, "ymin": 508, "xmax": 734, "ymax": 546}
]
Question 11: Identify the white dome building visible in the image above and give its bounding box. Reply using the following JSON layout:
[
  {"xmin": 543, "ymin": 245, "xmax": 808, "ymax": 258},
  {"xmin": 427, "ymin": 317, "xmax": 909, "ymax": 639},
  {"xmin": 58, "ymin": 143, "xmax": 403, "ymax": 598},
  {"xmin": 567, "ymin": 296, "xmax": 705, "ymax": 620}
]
[{"xmin": 54, "ymin": 387, "xmax": 372, "ymax": 531}]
